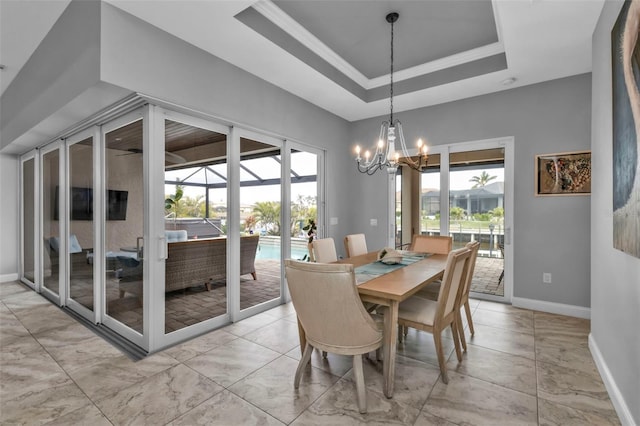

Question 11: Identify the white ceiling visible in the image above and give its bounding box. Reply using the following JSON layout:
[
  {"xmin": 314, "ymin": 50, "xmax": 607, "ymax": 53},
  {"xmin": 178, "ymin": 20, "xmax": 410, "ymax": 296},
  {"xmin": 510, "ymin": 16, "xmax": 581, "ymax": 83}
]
[{"xmin": 0, "ymin": 0, "xmax": 605, "ymax": 122}]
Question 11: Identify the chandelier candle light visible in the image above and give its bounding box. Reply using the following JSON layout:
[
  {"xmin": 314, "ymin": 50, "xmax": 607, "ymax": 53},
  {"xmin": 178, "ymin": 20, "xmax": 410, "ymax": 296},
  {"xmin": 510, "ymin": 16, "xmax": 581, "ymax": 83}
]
[{"xmin": 355, "ymin": 12, "xmax": 429, "ymax": 175}]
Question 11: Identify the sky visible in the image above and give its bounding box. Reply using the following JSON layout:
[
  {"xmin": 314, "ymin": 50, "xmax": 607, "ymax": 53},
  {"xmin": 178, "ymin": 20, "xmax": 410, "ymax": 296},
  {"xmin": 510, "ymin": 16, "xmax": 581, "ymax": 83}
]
[
  {"xmin": 168, "ymin": 168, "xmax": 505, "ymax": 207},
  {"xmin": 422, "ymin": 168, "xmax": 505, "ymax": 190}
]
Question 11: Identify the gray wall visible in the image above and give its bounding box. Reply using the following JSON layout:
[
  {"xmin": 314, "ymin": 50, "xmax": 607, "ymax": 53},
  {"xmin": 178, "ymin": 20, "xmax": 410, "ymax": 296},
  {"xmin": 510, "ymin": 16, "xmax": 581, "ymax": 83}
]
[
  {"xmin": 591, "ymin": 2, "xmax": 640, "ymax": 423},
  {"xmin": 348, "ymin": 74, "xmax": 592, "ymax": 308},
  {"xmin": 0, "ymin": 0, "xmax": 101, "ymax": 150}
]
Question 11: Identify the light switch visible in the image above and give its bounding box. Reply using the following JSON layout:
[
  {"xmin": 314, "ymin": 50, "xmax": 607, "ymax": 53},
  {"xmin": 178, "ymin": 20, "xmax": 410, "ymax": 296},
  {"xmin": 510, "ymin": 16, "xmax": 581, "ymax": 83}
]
[{"xmin": 330, "ymin": 217, "xmax": 338, "ymax": 225}]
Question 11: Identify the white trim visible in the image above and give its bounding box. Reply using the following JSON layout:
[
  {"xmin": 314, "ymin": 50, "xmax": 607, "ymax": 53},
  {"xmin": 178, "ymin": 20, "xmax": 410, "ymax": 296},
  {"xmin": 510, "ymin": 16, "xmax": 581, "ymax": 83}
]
[
  {"xmin": 589, "ymin": 334, "xmax": 635, "ymax": 426},
  {"xmin": 254, "ymin": 0, "xmax": 505, "ymax": 90},
  {"xmin": 0, "ymin": 273, "xmax": 19, "ymax": 283},
  {"xmin": 227, "ymin": 126, "xmax": 241, "ymax": 322},
  {"xmin": 253, "ymin": 0, "xmax": 368, "ymax": 88},
  {"xmin": 512, "ymin": 297, "xmax": 590, "ymax": 319},
  {"xmin": 368, "ymin": 42, "xmax": 504, "ymax": 89}
]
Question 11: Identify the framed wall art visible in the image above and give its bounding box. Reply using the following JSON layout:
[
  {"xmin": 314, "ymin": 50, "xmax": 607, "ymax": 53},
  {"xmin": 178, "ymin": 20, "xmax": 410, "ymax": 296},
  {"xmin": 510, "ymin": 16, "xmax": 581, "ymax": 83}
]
[
  {"xmin": 612, "ymin": 0, "xmax": 640, "ymax": 258},
  {"xmin": 535, "ymin": 151, "xmax": 591, "ymax": 196}
]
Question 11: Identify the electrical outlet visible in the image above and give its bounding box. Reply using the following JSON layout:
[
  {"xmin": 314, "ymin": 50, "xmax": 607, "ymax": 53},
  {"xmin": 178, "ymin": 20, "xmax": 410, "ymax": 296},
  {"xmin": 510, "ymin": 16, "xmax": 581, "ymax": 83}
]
[
  {"xmin": 370, "ymin": 218, "xmax": 378, "ymax": 226},
  {"xmin": 543, "ymin": 272, "xmax": 552, "ymax": 284}
]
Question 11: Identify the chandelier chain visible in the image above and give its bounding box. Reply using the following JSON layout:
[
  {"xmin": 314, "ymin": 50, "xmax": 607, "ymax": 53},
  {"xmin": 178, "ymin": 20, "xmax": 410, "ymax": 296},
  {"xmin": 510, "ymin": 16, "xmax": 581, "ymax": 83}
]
[{"xmin": 390, "ymin": 17, "xmax": 394, "ymax": 124}]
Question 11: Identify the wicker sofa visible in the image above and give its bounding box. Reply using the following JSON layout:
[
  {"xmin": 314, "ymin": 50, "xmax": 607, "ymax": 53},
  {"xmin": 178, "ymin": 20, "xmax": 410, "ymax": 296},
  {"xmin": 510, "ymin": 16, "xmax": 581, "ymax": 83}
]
[{"xmin": 165, "ymin": 235, "xmax": 259, "ymax": 293}]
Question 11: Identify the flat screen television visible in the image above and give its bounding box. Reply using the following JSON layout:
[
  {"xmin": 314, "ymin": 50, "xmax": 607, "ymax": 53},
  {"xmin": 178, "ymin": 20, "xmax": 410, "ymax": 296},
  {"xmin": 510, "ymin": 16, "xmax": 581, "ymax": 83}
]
[{"xmin": 54, "ymin": 186, "xmax": 128, "ymax": 221}]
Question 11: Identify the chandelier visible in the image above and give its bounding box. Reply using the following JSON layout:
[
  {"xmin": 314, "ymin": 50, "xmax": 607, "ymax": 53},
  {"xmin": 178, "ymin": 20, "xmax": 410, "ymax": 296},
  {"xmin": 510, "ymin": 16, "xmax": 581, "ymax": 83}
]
[{"xmin": 355, "ymin": 12, "xmax": 429, "ymax": 175}]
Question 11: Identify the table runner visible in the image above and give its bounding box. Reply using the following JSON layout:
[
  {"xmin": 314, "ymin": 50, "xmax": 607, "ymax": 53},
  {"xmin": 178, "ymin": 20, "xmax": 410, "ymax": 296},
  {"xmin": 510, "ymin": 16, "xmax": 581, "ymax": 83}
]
[{"xmin": 354, "ymin": 251, "xmax": 428, "ymax": 285}]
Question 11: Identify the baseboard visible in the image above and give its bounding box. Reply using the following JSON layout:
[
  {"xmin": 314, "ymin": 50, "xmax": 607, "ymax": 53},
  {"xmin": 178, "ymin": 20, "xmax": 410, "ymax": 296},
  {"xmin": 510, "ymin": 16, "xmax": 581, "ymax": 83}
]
[
  {"xmin": 589, "ymin": 334, "xmax": 636, "ymax": 426},
  {"xmin": 511, "ymin": 297, "xmax": 590, "ymax": 319},
  {"xmin": 0, "ymin": 273, "xmax": 19, "ymax": 283}
]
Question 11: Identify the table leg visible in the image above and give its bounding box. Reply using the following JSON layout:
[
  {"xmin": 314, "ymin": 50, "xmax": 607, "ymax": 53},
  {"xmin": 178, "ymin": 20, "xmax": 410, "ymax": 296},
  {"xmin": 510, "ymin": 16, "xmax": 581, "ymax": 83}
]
[
  {"xmin": 383, "ymin": 300, "xmax": 399, "ymax": 398},
  {"xmin": 297, "ymin": 318, "xmax": 306, "ymax": 356}
]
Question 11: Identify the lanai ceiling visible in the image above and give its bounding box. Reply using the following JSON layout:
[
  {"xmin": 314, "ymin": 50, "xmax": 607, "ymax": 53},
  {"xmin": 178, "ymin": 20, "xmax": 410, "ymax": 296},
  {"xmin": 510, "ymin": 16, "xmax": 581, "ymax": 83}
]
[{"xmin": 1, "ymin": 0, "xmax": 605, "ymax": 122}]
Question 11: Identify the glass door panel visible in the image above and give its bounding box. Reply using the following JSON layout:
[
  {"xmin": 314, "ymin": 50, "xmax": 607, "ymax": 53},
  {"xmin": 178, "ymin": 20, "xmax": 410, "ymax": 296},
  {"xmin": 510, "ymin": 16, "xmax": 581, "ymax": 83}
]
[
  {"xmin": 163, "ymin": 119, "xmax": 228, "ymax": 334},
  {"xmin": 290, "ymin": 150, "xmax": 318, "ymax": 262},
  {"xmin": 68, "ymin": 136, "xmax": 95, "ymax": 312},
  {"xmin": 21, "ymin": 157, "xmax": 36, "ymax": 285},
  {"xmin": 420, "ymin": 154, "xmax": 442, "ymax": 236},
  {"xmin": 41, "ymin": 146, "xmax": 61, "ymax": 297},
  {"xmin": 239, "ymin": 139, "xmax": 282, "ymax": 311},
  {"xmin": 104, "ymin": 118, "xmax": 144, "ymax": 334},
  {"xmin": 449, "ymin": 148, "xmax": 505, "ymax": 297}
]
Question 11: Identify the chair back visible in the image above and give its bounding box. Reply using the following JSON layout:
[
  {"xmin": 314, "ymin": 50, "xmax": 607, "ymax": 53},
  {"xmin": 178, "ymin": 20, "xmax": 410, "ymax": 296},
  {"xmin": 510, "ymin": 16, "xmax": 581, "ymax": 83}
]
[
  {"xmin": 284, "ymin": 260, "xmax": 382, "ymax": 351},
  {"xmin": 435, "ymin": 247, "xmax": 472, "ymax": 323},
  {"xmin": 344, "ymin": 234, "xmax": 368, "ymax": 258},
  {"xmin": 312, "ymin": 237, "xmax": 338, "ymax": 263},
  {"xmin": 460, "ymin": 241, "xmax": 480, "ymax": 299},
  {"xmin": 410, "ymin": 235, "xmax": 453, "ymax": 254}
]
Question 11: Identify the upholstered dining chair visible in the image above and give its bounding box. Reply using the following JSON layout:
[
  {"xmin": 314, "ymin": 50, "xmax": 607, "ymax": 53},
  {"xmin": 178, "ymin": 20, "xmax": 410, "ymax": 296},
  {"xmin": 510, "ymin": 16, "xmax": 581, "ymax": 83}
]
[
  {"xmin": 284, "ymin": 260, "xmax": 384, "ymax": 413},
  {"xmin": 344, "ymin": 233, "xmax": 368, "ymax": 258},
  {"xmin": 398, "ymin": 234, "xmax": 453, "ymax": 339},
  {"xmin": 312, "ymin": 237, "xmax": 338, "ymax": 263},
  {"xmin": 397, "ymin": 246, "xmax": 472, "ymax": 384},
  {"xmin": 409, "ymin": 234, "xmax": 453, "ymax": 254},
  {"xmin": 415, "ymin": 241, "xmax": 480, "ymax": 351}
]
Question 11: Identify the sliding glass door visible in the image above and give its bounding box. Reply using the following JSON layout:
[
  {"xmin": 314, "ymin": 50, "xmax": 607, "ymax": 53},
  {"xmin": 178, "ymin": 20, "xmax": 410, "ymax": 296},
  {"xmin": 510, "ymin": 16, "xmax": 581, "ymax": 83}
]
[
  {"xmin": 40, "ymin": 142, "xmax": 64, "ymax": 304},
  {"xmin": 20, "ymin": 153, "xmax": 37, "ymax": 288},
  {"xmin": 238, "ymin": 136, "xmax": 283, "ymax": 313},
  {"xmin": 420, "ymin": 154, "xmax": 443, "ymax": 237},
  {"xmin": 17, "ymin": 97, "xmax": 325, "ymax": 353},
  {"xmin": 398, "ymin": 138, "xmax": 513, "ymax": 302},
  {"xmin": 161, "ymin": 112, "xmax": 231, "ymax": 338},
  {"xmin": 66, "ymin": 128, "xmax": 97, "ymax": 321},
  {"xmin": 101, "ymin": 110, "xmax": 146, "ymax": 343},
  {"xmin": 289, "ymin": 148, "xmax": 320, "ymax": 263},
  {"xmin": 449, "ymin": 148, "xmax": 506, "ymax": 298}
]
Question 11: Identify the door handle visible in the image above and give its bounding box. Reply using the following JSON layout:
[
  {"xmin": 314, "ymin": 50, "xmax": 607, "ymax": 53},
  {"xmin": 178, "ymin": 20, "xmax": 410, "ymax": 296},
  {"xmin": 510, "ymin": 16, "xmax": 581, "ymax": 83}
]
[
  {"xmin": 159, "ymin": 236, "xmax": 167, "ymax": 260},
  {"xmin": 137, "ymin": 237, "xmax": 144, "ymax": 260}
]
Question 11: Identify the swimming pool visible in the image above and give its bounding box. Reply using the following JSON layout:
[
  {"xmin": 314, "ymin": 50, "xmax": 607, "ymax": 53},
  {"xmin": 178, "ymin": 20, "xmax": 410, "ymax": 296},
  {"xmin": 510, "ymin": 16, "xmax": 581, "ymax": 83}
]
[{"xmin": 256, "ymin": 243, "xmax": 309, "ymax": 260}]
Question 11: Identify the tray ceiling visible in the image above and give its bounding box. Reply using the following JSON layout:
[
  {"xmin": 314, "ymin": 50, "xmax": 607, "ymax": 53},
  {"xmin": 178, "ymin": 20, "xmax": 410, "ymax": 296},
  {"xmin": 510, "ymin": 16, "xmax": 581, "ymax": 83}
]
[{"xmin": 0, "ymin": 0, "xmax": 606, "ymax": 122}]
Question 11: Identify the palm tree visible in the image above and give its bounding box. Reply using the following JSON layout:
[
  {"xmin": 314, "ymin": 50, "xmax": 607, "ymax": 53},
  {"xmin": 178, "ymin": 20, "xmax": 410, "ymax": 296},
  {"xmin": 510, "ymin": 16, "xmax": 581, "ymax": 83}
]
[
  {"xmin": 165, "ymin": 185, "xmax": 184, "ymax": 227},
  {"xmin": 469, "ymin": 171, "xmax": 497, "ymax": 188},
  {"xmin": 252, "ymin": 201, "xmax": 281, "ymax": 235}
]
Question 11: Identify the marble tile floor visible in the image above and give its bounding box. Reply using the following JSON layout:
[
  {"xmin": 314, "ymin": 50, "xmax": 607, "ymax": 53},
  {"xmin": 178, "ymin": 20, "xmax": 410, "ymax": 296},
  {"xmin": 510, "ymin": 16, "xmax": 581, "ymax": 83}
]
[{"xmin": 0, "ymin": 280, "xmax": 620, "ymax": 425}]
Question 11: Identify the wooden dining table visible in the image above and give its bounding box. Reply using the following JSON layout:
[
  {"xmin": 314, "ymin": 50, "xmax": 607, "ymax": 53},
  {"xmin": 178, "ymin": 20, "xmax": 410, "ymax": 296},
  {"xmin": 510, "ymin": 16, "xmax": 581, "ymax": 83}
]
[{"xmin": 295, "ymin": 250, "xmax": 448, "ymax": 399}]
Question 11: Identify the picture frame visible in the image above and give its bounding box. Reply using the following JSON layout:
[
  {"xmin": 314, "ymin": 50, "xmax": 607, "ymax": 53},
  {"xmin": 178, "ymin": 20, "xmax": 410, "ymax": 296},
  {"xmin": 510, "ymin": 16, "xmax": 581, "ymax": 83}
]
[
  {"xmin": 535, "ymin": 150, "xmax": 591, "ymax": 196},
  {"xmin": 611, "ymin": 0, "xmax": 640, "ymax": 258}
]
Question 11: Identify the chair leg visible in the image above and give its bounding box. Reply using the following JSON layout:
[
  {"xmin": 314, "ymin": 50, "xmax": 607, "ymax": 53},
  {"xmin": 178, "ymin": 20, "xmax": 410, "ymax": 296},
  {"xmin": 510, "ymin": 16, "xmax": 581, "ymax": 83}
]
[
  {"xmin": 456, "ymin": 310, "xmax": 467, "ymax": 352},
  {"xmin": 433, "ymin": 332, "xmax": 448, "ymax": 384},
  {"xmin": 353, "ymin": 354, "xmax": 367, "ymax": 414},
  {"xmin": 451, "ymin": 322, "xmax": 463, "ymax": 362},
  {"xmin": 322, "ymin": 351, "xmax": 328, "ymax": 358},
  {"xmin": 294, "ymin": 342, "xmax": 313, "ymax": 389},
  {"xmin": 464, "ymin": 301, "xmax": 475, "ymax": 336},
  {"xmin": 397, "ymin": 324, "xmax": 403, "ymax": 343}
]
